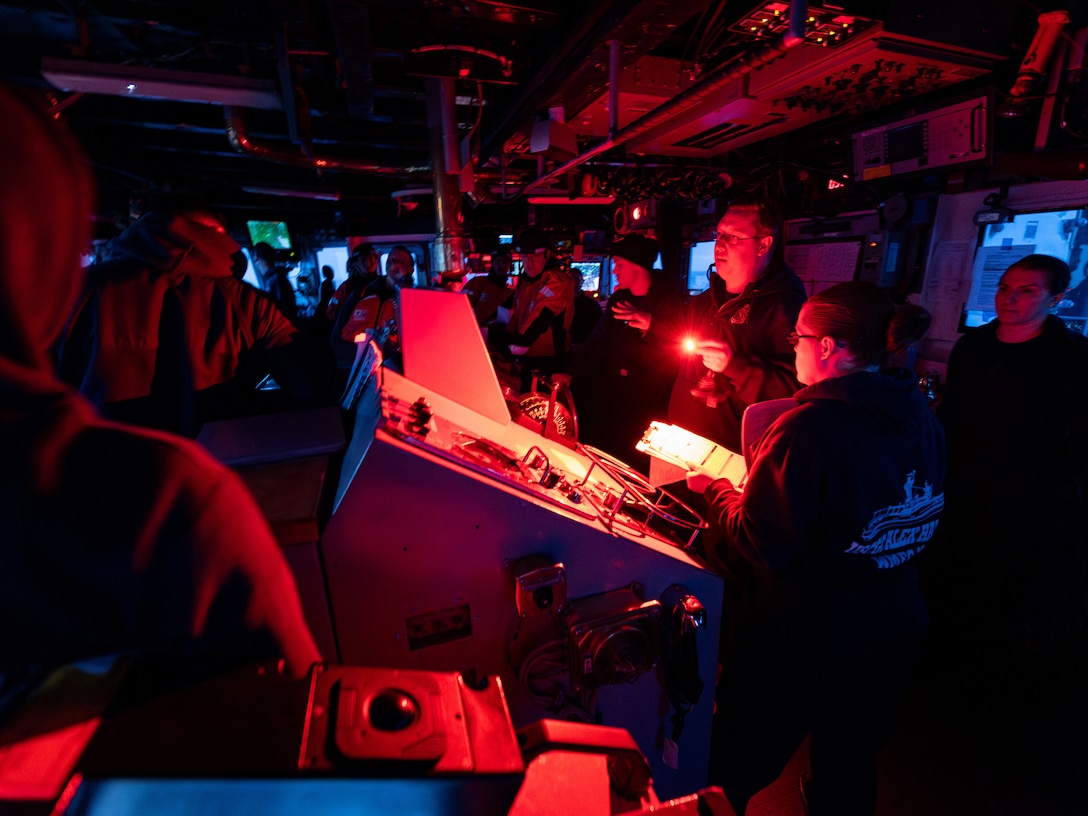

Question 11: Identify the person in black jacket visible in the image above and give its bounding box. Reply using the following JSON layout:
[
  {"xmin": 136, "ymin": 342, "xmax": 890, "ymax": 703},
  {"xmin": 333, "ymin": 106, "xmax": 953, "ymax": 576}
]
[
  {"xmin": 252, "ymin": 241, "xmax": 298, "ymax": 323},
  {"xmin": 668, "ymin": 194, "xmax": 807, "ymax": 455},
  {"xmin": 561, "ymin": 233, "xmax": 684, "ymax": 472},
  {"xmin": 926, "ymin": 254, "xmax": 1088, "ymax": 776},
  {"xmin": 687, "ymin": 282, "xmax": 943, "ymax": 816}
]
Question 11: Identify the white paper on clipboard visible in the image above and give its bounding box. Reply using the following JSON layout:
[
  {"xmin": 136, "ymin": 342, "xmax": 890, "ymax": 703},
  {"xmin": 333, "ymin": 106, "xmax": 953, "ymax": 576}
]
[{"xmin": 637, "ymin": 422, "xmax": 749, "ymax": 490}]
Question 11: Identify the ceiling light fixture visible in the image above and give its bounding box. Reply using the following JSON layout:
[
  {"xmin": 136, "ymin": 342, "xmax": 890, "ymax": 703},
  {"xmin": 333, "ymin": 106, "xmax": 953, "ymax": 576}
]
[
  {"xmin": 391, "ymin": 187, "xmax": 433, "ymax": 216},
  {"xmin": 526, "ymin": 195, "xmax": 616, "ymax": 205},
  {"xmin": 241, "ymin": 184, "xmax": 340, "ymax": 201},
  {"xmin": 41, "ymin": 58, "xmax": 283, "ymax": 110}
]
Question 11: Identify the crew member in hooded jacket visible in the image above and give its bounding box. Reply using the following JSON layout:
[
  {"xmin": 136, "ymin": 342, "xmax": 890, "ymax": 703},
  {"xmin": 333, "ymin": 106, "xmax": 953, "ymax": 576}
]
[
  {"xmin": 687, "ymin": 282, "xmax": 945, "ymax": 816},
  {"xmin": 0, "ymin": 84, "xmax": 321, "ymax": 681}
]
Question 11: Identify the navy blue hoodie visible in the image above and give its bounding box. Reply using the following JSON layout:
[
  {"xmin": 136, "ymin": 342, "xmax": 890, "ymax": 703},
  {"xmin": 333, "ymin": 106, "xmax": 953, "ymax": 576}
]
[{"xmin": 705, "ymin": 369, "xmax": 946, "ymax": 588}]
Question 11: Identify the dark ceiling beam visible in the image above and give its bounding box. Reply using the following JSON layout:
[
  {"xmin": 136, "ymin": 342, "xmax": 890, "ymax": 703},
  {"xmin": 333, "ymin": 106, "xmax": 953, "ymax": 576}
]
[
  {"xmin": 327, "ymin": 0, "xmax": 375, "ymax": 118},
  {"xmin": 275, "ymin": 23, "xmax": 303, "ymax": 144},
  {"xmin": 477, "ymin": 0, "xmax": 641, "ymax": 166}
]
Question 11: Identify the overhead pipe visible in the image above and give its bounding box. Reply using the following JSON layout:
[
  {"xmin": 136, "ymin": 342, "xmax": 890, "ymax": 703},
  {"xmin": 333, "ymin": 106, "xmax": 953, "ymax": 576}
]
[
  {"xmin": 608, "ymin": 38, "xmax": 621, "ymax": 139},
  {"xmin": 522, "ymin": 0, "xmax": 808, "ymax": 196},
  {"xmin": 426, "ymin": 76, "xmax": 471, "ymax": 282},
  {"xmin": 224, "ymin": 106, "xmax": 430, "ymax": 176}
]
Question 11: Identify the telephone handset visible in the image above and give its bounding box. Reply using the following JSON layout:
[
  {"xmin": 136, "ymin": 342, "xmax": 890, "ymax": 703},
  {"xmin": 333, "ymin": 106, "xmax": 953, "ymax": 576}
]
[{"xmin": 661, "ymin": 587, "xmax": 705, "ymax": 749}]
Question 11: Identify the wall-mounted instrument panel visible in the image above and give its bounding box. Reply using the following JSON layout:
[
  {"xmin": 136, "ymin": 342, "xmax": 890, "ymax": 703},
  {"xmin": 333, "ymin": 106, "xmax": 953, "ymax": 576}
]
[{"xmin": 851, "ymin": 94, "xmax": 991, "ymax": 180}]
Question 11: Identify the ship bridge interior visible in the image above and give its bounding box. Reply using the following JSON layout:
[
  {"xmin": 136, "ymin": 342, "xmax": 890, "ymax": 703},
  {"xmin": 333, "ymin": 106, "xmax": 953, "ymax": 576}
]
[
  {"xmin": 2, "ymin": 0, "xmax": 1081, "ymax": 242},
  {"xmin": 2, "ymin": 2, "xmax": 1088, "ymax": 816}
]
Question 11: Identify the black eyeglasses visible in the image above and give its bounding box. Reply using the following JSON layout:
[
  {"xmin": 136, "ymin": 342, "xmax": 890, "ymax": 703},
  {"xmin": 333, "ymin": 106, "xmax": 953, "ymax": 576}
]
[
  {"xmin": 713, "ymin": 232, "xmax": 770, "ymax": 247},
  {"xmin": 788, "ymin": 331, "xmax": 847, "ymax": 348}
]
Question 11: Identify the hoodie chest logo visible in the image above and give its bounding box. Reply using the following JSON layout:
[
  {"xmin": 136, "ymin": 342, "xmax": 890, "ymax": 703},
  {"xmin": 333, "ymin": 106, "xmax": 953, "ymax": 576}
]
[
  {"xmin": 844, "ymin": 470, "xmax": 944, "ymax": 569},
  {"xmin": 730, "ymin": 303, "xmax": 751, "ymax": 324}
]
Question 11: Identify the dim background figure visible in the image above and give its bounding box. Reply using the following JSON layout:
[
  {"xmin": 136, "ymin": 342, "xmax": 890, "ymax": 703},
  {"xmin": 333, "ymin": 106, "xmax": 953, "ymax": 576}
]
[
  {"xmin": 569, "ymin": 267, "xmax": 604, "ymax": 353},
  {"xmin": 464, "ymin": 249, "xmax": 514, "ymax": 326},
  {"xmin": 490, "ymin": 228, "xmax": 575, "ymax": 392},
  {"xmin": 252, "ymin": 241, "xmax": 298, "ymax": 324},
  {"xmin": 381, "ymin": 245, "xmax": 418, "ymax": 291},
  {"xmin": 328, "ymin": 243, "xmax": 380, "ymax": 344},
  {"xmin": 1056, "ymin": 240, "xmax": 1088, "ymax": 322},
  {"xmin": 319, "ymin": 264, "xmax": 336, "ymax": 314}
]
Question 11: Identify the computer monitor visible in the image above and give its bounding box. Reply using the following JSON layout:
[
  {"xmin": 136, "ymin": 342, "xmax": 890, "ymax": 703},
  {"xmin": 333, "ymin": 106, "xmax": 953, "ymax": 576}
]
[
  {"xmin": 246, "ymin": 220, "xmax": 293, "ymax": 249},
  {"xmin": 571, "ymin": 261, "xmax": 602, "ymax": 293},
  {"xmin": 963, "ymin": 207, "xmax": 1088, "ymax": 331},
  {"xmin": 687, "ymin": 241, "xmax": 716, "ymax": 294}
]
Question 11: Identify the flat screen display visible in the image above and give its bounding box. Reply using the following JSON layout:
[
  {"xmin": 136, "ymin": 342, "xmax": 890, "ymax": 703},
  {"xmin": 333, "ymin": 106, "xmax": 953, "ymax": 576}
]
[
  {"xmin": 687, "ymin": 241, "xmax": 716, "ymax": 294},
  {"xmin": 886, "ymin": 121, "xmax": 926, "ymax": 164},
  {"xmin": 572, "ymin": 261, "xmax": 601, "ymax": 293},
  {"xmin": 964, "ymin": 207, "xmax": 1088, "ymax": 330},
  {"xmin": 246, "ymin": 220, "xmax": 292, "ymax": 249}
]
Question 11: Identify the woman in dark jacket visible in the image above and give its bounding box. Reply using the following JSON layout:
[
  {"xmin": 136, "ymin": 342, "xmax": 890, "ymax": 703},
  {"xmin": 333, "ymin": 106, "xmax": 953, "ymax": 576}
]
[{"xmin": 687, "ymin": 281, "xmax": 944, "ymax": 816}]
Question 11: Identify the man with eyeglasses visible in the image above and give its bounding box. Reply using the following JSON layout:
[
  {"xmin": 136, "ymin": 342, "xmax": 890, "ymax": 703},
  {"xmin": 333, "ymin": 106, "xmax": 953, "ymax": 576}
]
[{"xmin": 667, "ymin": 193, "xmax": 807, "ymax": 456}]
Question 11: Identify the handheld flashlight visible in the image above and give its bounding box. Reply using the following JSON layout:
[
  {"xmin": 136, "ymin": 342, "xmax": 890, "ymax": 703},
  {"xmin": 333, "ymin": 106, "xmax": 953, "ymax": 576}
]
[{"xmin": 683, "ymin": 337, "xmax": 697, "ymax": 353}]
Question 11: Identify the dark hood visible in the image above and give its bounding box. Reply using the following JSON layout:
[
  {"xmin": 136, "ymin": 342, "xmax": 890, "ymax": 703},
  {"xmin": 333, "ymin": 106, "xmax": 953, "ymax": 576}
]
[
  {"xmin": 795, "ymin": 369, "xmax": 929, "ymax": 434},
  {"xmin": 102, "ymin": 211, "xmax": 241, "ymax": 281},
  {"xmin": 0, "ymin": 85, "xmax": 96, "ymax": 378}
]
